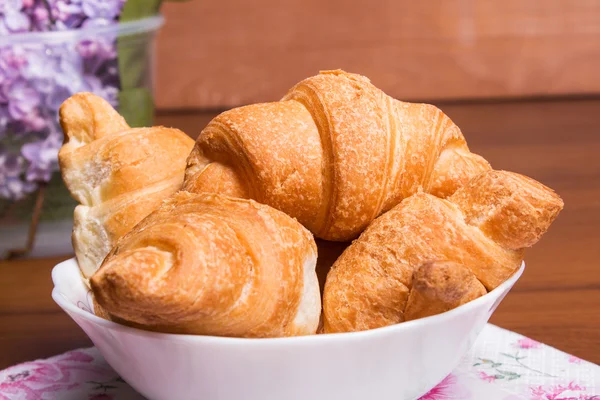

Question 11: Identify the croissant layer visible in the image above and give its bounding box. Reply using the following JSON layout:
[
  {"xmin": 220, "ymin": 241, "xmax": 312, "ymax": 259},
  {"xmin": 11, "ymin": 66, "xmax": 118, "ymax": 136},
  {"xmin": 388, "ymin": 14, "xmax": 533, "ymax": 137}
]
[
  {"xmin": 91, "ymin": 192, "xmax": 321, "ymax": 338},
  {"xmin": 323, "ymin": 170, "xmax": 563, "ymax": 333},
  {"xmin": 184, "ymin": 70, "xmax": 490, "ymax": 241},
  {"xmin": 58, "ymin": 93, "xmax": 194, "ymax": 278}
]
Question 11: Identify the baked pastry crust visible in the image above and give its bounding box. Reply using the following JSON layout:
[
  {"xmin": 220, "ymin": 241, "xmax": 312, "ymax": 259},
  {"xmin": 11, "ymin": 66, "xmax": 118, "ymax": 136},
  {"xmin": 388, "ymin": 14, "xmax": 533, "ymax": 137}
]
[
  {"xmin": 90, "ymin": 192, "xmax": 321, "ymax": 338},
  {"xmin": 58, "ymin": 93, "xmax": 194, "ymax": 278},
  {"xmin": 323, "ymin": 170, "xmax": 563, "ymax": 333},
  {"xmin": 184, "ymin": 70, "xmax": 490, "ymax": 241}
]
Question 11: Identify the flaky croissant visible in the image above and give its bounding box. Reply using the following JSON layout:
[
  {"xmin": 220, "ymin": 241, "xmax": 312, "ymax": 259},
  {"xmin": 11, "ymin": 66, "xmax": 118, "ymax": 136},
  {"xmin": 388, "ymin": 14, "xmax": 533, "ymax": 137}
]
[
  {"xmin": 183, "ymin": 70, "xmax": 490, "ymax": 241},
  {"xmin": 323, "ymin": 170, "xmax": 563, "ymax": 333},
  {"xmin": 58, "ymin": 93, "xmax": 194, "ymax": 279},
  {"xmin": 90, "ymin": 192, "xmax": 321, "ymax": 338},
  {"xmin": 404, "ymin": 261, "xmax": 487, "ymax": 321}
]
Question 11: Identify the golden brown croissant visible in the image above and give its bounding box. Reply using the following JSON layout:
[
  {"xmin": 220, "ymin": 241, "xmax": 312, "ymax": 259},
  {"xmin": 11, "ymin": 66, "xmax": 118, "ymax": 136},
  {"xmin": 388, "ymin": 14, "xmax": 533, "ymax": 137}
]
[
  {"xmin": 323, "ymin": 170, "xmax": 563, "ymax": 333},
  {"xmin": 183, "ymin": 70, "xmax": 490, "ymax": 241},
  {"xmin": 58, "ymin": 93, "xmax": 194, "ymax": 279},
  {"xmin": 90, "ymin": 192, "xmax": 321, "ymax": 338},
  {"xmin": 404, "ymin": 261, "xmax": 487, "ymax": 321}
]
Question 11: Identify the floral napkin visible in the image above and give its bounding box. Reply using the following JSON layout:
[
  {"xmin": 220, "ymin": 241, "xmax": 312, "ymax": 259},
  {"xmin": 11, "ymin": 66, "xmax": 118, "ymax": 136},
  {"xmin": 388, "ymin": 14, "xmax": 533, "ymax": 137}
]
[
  {"xmin": 0, "ymin": 324, "xmax": 597, "ymax": 400},
  {"xmin": 424, "ymin": 325, "xmax": 598, "ymax": 400}
]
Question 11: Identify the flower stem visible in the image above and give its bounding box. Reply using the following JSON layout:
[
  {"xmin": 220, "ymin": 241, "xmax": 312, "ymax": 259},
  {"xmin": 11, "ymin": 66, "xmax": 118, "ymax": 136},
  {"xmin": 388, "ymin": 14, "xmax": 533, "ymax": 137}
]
[
  {"xmin": 5, "ymin": 182, "xmax": 46, "ymax": 259},
  {"xmin": 499, "ymin": 352, "xmax": 557, "ymax": 378},
  {"xmin": 498, "ymin": 361, "xmax": 557, "ymax": 378}
]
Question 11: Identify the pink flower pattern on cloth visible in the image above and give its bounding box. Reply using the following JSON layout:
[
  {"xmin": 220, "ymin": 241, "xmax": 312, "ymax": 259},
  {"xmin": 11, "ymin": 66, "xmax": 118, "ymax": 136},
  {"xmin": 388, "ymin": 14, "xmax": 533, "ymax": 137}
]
[
  {"xmin": 0, "ymin": 324, "xmax": 597, "ymax": 400},
  {"xmin": 0, "ymin": 349, "xmax": 142, "ymax": 400}
]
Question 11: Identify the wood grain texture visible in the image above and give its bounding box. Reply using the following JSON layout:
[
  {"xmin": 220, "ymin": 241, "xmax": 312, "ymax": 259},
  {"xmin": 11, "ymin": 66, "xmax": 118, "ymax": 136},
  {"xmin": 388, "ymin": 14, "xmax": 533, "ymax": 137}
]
[
  {"xmin": 155, "ymin": 0, "xmax": 600, "ymax": 109},
  {"xmin": 1, "ymin": 99, "xmax": 599, "ymax": 369}
]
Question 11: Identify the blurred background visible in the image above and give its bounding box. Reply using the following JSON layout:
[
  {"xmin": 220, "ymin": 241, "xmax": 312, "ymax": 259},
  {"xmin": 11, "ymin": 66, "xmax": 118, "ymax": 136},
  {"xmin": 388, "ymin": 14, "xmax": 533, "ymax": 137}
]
[
  {"xmin": 0, "ymin": 0, "xmax": 598, "ymax": 366},
  {"xmin": 156, "ymin": 0, "xmax": 600, "ymax": 108}
]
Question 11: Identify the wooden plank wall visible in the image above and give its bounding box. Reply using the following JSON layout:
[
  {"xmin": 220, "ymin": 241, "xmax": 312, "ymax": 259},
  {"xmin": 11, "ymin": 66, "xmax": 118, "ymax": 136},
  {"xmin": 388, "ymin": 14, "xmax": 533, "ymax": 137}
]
[{"xmin": 155, "ymin": 0, "xmax": 600, "ymax": 110}]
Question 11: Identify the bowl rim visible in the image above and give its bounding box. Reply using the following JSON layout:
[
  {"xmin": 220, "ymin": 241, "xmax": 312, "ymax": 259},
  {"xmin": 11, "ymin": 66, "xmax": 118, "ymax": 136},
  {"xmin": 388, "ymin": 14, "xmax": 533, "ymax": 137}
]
[
  {"xmin": 0, "ymin": 15, "xmax": 164, "ymax": 46},
  {"xmin": 52, "ymin": 258, "xmax": 524, "ymax": 345}
]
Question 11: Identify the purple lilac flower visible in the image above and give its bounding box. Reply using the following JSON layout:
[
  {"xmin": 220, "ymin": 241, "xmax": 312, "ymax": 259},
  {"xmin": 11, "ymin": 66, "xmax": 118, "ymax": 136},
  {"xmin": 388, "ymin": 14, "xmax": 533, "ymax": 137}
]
[
  {"xmin": 81, "ymin": 16, "xmax": 113, "ymax": 29},
  {"xmin": 81, "ymin": 0, "xmax": 121, "ymax": 21},
  {"xmin": 54, "ymin": 0, "xmax": 85, "ymax": 30},
  {"xmin": 4, "ymin": 78, "xmax": 41, "ymax": 120},
  {"xmin": 77, "ymin": 39, "xmax": 116, "ymax": 76},
  {"xmin": 44, "ymin": 83, "xmax": 72, "ymax": 110},
  {"xmin": 31, "ymin": 5, "xmax": 50, "ymax": 29},
  {"xmin": 56, "ymin": 1, "xmax": 83, "ymax": 20},
  {"xmin": 0, "ymin": 0, "xmax": 31, "ymax": 33},
  {"xmin": 0, "ymin": 146, "xmax": 36, "ymax": 200},
  {"xmin": 0, "ymin": 0, "xmax": 24, "ymax": 14},
  {"xmin": 0, "ymin": 0, "xmax": 127, "ymax": 200},
  {"xmin": 76, "ymin": 39, "xmax": 99, "ymax": 58},
  {"xmin": 0, "ymin": 47, "xmax": 28, "ymax": 75},
  {"xmin": 84, "ymin": 74, "xmax": 117, "ymax": 105},
  {"xmin": 4, "ymin": 11, "xmax": 31, "ymax": 32},
  {"xmin": 21, "ymin": 130, "xmax": 62, "ymax": 182},
  {"xmin": 0, "ymin": 0, "xmax": 126, "ymax": 34},
  {"xmin": 22, "ymin": 109, "xmax": 46, "ymax": 130}
]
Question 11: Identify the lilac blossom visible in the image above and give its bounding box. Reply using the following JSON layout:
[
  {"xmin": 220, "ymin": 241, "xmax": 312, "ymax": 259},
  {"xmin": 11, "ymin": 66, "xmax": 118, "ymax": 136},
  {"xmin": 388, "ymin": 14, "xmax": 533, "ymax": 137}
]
[
  {"xmin": 1, "ymin": 0, "xmax": 26, "ymax": 12},
  {"xmin": 0, "ymin": 0, "xmax": 24, "ymax": 15},
  {"xmin": 83, "ymin": 74, "xmax": 118, "ymax": 105},
  {"xmin": 21, "ymin": 130, "xmax": 62, "ymax": 182},
  {"xmin": 81, "ymin": 0, "xmax": 121, "ymax": 21},
  {"xmin": 0, "ymin": 0, "xmax": 126, "ymax": 200},
  {"xmin": 0, "ymin": 20, "xmax": 8, "ymax": 36},
  {"xmin": 31, "ymin": 5, "xmax": 51, "ymax": 31},
  {"xmin": 5, "ymin": 78, "xmax": 41, "ymax": 120},
  {"xmin": 0, "ymin": 147, "xmax": 36, "ymax": 200},
  {"xmin": 0, "ymin": 0, "xmax": 31, "ymax": 33},
  {"xmin": 4, "ymin": 10, "xmax": 31, "ymax": 33}
]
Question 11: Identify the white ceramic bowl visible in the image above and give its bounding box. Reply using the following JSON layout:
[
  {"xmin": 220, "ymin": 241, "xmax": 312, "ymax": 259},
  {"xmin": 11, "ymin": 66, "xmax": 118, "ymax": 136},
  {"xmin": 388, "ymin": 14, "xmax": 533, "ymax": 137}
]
[{"xmin": 52, "ymin": 258, "xmax": 524, "ymax": 400}]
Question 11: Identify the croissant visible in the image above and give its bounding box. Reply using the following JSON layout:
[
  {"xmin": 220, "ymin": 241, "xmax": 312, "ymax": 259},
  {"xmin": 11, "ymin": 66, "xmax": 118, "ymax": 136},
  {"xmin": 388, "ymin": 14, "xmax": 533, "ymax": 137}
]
[
  {"xmin": 90, "ymin": 191, "xmax": 321, "ymax": 338},
  {"xmin": 58, "ymin": 93, "xmax": 194, "ymax": 279},
  {"xmin": 183, "ymin": 70, "xmax": 491, "ymax": 241},
  {"xmin": 323, "ymin": 170, "xmax": 563, "ymax": 333},
  {"xmin": 404, "ymin": 261, "xmax": 487, "ymax": 321}
]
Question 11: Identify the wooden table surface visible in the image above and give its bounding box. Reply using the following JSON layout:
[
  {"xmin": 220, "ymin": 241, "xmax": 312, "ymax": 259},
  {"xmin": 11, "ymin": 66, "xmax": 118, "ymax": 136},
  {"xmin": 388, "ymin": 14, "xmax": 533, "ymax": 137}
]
[{"xmin": 1, "ymin": 99, "xmax": 599, "ymax": 370}]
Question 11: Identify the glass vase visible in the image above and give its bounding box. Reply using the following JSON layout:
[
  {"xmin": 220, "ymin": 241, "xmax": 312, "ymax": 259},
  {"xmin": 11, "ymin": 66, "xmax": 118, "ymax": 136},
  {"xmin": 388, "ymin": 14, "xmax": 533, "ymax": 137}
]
[{"xmin": 0, "ymin": 16, "xmax": 164, "ymax": 258}]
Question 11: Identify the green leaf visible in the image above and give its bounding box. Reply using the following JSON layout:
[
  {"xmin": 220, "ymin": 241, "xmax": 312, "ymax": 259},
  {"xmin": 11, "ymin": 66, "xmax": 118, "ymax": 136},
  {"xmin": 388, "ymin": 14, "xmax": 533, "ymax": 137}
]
[
  {"xmin": 500, "ymin": 352, "xmax": 516, "ymax": 359},
  {"xmin": 120, "ymin": 0, "xmax": 162, "ymax": 22},
  {"xmin": 495, "ymin": 369, "xmax": 521, "ymax": 381},
  {"xmin": 118, "ymin": 88, "xmax": 155, "ymax": 127},
  {"xmin": 494, "ymin": 375, "xmax": 505, "ymax": 379},
  {"xmin": 496, "ymin": 370, "xmax": 519, "ymax": 377},
  {"xmin": 491, "ymin": 363, "xmax": 502, "ymax": 368},
  {"xmin": 119, "ymin": 0, "xmax": 190, "ymax": 22},
  {"xmin": 473, "ymin": 363, "xmax": 481, "ymax": 367}
]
